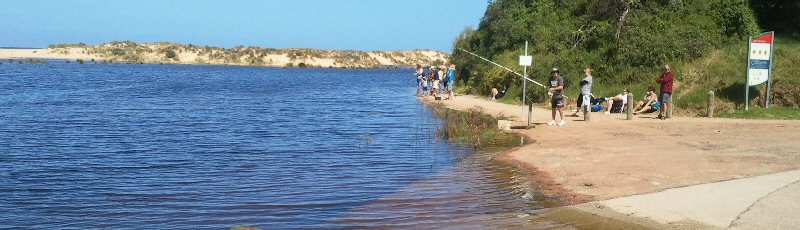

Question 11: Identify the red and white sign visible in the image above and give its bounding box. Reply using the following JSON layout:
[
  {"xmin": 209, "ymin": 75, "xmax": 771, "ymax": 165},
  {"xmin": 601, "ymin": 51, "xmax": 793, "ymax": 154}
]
[{"xmin": 747, "ymin": 32, "xmax": 774, "ymax": 86}]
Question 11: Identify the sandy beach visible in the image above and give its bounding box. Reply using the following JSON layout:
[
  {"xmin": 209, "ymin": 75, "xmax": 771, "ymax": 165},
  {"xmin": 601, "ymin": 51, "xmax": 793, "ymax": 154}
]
[
  {"xmin": 420, "ymin": 94, "xmax": 800, "ymax": 229},
  {"xmin": 0, "ymin": 48, "xmax": 98, "ymax": 60}
]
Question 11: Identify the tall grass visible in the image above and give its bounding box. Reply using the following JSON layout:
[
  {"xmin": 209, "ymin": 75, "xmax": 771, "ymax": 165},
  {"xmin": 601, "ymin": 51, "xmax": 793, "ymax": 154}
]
[
  {"xmin": 430, "ymin": 105, "xmax": 518, "ymax": 148},
  {"xmin": 718, "ymin": 107, "xmax": 800, "ymax": 120}
]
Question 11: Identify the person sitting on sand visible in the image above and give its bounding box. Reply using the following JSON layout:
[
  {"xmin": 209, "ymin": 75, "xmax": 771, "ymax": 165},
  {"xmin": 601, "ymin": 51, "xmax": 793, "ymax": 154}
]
[
  {"xmin": 491, "ymin": 88, "xmax": 506, "ymax": 100},
  {"xmin": 603, "ymin": 88, "xmax": 629, "ymax": 114},
  {"xmin": 633, "ymin": 86, "xmax": 661, "ymax": 114}
]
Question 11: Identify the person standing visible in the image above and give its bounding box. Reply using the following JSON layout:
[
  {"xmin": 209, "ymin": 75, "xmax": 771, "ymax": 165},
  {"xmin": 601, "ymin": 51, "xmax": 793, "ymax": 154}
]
[
  {"xmin": 421, "ymin": 65, "xmax": 430, "ymax": 96},
  {"xmin": 571, "ymin": 67, "xmax": 594, "ymax": 117},
  {"xmin": 432, "ymin": 66, "xmax": 442, "ymax": 97},
  {"xmin": 415, "ymin": 64, "xmax": 424, "ymax": 95},
  {"xmin": 446, "ymin": 64, "xmax": 456, "ymax": 99},
  {"xmin": 436, "ymin": 66, "xmax": 445, "ymax": 96},
  {"xmin": 656, "ymin": 64, "xmax": 674, "ymax": 120},
  {"xmin": 548, "ymin": 68, "xmax": 566, "ymax": 126},
  {"xmin": 427, "ymin": 65, "xmax": 436, "ymax": 96}
]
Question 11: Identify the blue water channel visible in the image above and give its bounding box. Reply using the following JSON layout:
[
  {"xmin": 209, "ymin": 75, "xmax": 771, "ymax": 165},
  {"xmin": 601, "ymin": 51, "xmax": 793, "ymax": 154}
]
[{"xmin": 0, "ymin": 61, "xmax": 571, "ymax": 229}]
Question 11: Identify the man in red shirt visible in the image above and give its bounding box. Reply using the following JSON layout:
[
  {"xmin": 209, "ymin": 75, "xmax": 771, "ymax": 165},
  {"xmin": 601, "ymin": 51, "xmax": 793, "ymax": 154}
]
[{"xmin": 656, "ymin": 64, "xmax": 674, "ymax": 120}]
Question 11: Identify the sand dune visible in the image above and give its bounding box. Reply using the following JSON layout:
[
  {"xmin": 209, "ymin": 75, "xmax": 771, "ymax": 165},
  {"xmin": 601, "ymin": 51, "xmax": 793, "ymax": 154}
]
[{"xmin": 0, "ymin": 42, "xmax": 450, "ymax": 68}]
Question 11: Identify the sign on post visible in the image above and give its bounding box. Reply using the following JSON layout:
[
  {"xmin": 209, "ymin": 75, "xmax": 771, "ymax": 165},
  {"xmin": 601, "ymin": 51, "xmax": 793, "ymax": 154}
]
[
  {"xmin": 519, "ymin": 42, "xmax": 532, "ymax": 123},
  {"xmin": 745, "ymin": 31, "xmax": 775, "ymax": 110},
  {"xmin": 519, "ymin": 55, "xmax": 532, "ymax": 66}
]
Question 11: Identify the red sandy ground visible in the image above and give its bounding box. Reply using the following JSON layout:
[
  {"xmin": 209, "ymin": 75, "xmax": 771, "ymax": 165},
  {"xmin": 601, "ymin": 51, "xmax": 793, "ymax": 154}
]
[{"xmin": 422, "ymin": 95, "xmax": 800, "ymax": 205}]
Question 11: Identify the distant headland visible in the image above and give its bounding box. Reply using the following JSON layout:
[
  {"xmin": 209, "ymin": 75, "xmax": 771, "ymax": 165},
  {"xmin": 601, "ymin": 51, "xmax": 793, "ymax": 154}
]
[{"xmin": 0, "ymin": 41, "xmax": 450, "ymax": 68}]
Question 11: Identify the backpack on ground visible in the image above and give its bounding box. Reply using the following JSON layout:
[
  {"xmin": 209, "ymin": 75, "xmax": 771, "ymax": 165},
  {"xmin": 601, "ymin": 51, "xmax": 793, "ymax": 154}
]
[{"xmin": 591, "ymin": 103, "xmax": 602, "ymax": 112}]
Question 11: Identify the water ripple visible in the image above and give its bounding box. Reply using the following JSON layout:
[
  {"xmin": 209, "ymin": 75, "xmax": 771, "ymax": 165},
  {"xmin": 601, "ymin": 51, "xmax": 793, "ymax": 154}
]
[{"xmin": 0, "ymin": 62, "xmax": 567, "ymax": 229}]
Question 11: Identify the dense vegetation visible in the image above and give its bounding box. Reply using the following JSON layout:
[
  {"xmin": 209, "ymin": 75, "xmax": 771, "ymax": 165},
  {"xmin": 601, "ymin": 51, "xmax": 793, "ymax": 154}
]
[{"xmin": 451, "ymin": 0, "xmax": 800, "ymax": 114}]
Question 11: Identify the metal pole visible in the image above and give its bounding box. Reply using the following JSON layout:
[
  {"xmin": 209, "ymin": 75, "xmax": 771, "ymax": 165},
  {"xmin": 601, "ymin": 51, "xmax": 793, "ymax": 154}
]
[
  {"xmin": 766, "ymin": 31, "xmax": 775, "ymax": 108},
  {"xmin": 522, "ymin": 41, "xmax": 528, "ymax": 121},
  {"xmin": 528, "ymin": 102, "xmax": 533, "ymax": 128},
  {"xmin": 745, "ymin": 35, "xmax": 752, "ymax": 111}
]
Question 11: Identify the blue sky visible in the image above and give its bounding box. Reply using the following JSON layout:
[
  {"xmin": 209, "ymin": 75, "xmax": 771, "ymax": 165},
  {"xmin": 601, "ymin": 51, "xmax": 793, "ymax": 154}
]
[{"xmin": 0, "ymin": 0, "xmax": 487, "ymax": 53}]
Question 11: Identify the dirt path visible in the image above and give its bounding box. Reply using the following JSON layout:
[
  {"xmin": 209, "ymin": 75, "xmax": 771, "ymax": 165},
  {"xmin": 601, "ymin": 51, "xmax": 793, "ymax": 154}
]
[{"xmin": 420, "ymin": 95, "xmax": 800, "ymax": 204}]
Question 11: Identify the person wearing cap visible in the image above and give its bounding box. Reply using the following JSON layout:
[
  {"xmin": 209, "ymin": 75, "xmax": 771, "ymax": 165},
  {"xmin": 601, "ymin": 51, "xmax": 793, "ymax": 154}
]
[{"xmin": 548, "ymin": 68, "xmax": 566, "ymax": 126}]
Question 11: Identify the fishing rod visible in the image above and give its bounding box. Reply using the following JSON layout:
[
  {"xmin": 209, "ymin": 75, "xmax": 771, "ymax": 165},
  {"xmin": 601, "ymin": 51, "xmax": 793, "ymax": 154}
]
[{"xmin": 456, "ymin": 47, "xmax": 546, "ymax": 88}]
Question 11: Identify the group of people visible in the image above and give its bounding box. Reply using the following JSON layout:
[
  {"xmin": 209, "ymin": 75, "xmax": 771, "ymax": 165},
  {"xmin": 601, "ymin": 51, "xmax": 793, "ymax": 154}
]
[
  {"xmin": 415, "ymin": 64, "xmax": 456, "ymax": 99},
  {"xmin": 545, "ymin": 64, "xmax": 675, "ymax": 126}
]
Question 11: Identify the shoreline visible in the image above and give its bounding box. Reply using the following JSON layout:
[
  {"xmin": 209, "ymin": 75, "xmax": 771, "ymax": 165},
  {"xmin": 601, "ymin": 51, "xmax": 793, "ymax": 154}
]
[
  {"xmin": 0, "ymin": 56, "xmax": 412, "ymax": 70},
  {"xmin": 0, "ymin": 45, "xmax": 447, "ymax": 69},
  {"xmin": 420, "ymin": 95, "xmax": 594, "ymax": 205},
  {"xmin": 494, "ymin": 148, "xmax": 595, "ymax": 205},
  {"xmin": 419, "ymin": 94, "xmax": 800, "ymax": 228}
]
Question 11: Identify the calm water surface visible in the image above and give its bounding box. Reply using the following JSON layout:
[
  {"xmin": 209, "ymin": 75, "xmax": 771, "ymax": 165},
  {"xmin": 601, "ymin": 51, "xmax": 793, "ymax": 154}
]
[{"xmin": 0, "ymin": 61, "xmax": 576, "ymax": 229}]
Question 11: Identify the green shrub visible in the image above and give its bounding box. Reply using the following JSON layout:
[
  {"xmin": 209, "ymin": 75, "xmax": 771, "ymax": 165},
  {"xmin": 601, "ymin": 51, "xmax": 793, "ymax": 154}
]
[
  {"xmin": 112, "ymin": 48, "xmax": 125, "ymax": 56},
  {"xmin": 165, "ymin": 50, "xmax": 177, "ymax": 59}
]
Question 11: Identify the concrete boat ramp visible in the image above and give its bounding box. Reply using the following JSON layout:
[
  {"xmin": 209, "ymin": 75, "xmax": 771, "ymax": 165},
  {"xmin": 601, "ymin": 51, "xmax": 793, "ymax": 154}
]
[{"xmin": 554, "ymin": 169, "xmax": 800, "ymax": 229}]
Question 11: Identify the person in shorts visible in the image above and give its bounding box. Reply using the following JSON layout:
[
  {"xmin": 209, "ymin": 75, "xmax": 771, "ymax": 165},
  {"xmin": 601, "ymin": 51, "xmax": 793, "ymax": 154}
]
[
  {"xmin": 445, "ymin": 64, "xmax": 456, "ymax": 99},
  {"xmin": 633, "ymin": 86, "xmax": 660, "ymax": 114},
  {"xmin": 548, "ymin": 68, "xmax": 566, "ymax": 126},
  {"xmin": 656, "ymin": 64, "xmax": 674, "ymax": 120}
]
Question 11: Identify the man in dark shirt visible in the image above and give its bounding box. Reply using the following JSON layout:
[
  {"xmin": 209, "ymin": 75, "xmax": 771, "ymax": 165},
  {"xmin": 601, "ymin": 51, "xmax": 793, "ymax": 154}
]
[
  {"xmin": 656, "ymin": 64, "xmax": 674, "ymax": 120},
  {"xmin": 548, "ymin": 68, "xmax": 566, "ymax": 126}
]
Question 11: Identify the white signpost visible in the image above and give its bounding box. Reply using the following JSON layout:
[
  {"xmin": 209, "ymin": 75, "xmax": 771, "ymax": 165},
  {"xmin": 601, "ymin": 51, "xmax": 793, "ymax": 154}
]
[
  {"xmin": 746, "ymin": 31, "xmax": 775, "ymax": 110},
  {"xmin": 519, "ymin": 41, "xmax": 532, "ymax": 120}
]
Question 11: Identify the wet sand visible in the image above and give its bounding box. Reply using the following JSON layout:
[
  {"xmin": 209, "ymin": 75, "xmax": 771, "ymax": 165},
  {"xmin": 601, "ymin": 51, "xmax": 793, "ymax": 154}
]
[{"xmin": 420, "ymin": 94, "xmax": 800, "ymax": 228}]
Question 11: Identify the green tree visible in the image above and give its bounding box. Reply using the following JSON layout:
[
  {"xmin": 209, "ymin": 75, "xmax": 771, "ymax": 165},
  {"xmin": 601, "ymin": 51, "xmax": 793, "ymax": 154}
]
[
  {"xmin": 450, "ymin": 0, "xmax": 761, "ymax": 100},
  {"xmin": 750, "ymin": 0, "xmax": 800, "ymax": 36}
]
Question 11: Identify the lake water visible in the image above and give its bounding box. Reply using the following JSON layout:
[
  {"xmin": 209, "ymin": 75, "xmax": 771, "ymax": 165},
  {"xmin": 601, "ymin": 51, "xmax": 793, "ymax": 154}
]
[{"xmin": 0, "ymin": 61, "xmax": 576, "ymax": 229}]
